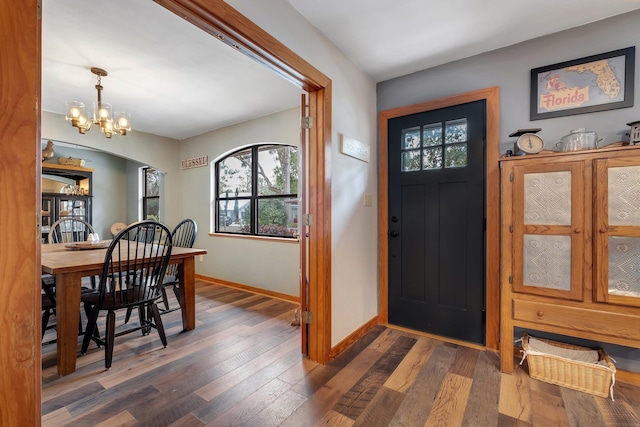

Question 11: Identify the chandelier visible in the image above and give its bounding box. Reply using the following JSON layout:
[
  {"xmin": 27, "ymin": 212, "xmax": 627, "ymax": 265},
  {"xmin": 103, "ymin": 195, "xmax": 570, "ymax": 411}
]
[{"xmin": 65, "ymin": 67, "xmax": 131, "ymax": 138}]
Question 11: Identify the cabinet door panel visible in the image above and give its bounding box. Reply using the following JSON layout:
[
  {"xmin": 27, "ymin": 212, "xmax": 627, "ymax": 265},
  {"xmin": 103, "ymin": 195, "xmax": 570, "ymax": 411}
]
[
  {"xmin": 512, "ymin": 161, "xmax": 584, "ymax": 300},
  {"xmin": 595, "ymin": 156, "xmax": 640, "ymax": 306}
]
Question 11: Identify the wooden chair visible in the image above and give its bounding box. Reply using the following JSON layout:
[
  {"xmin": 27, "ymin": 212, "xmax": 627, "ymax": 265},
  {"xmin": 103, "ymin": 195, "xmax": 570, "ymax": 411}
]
[
  {"xmin": 124, "ymin": 218, "xmax": 197, "ymax": 321},
  {"xmin": 48, "ymin": 217, "xmax": 94, "ymax": 244},
  {"xmin": 42, "ymin": 218, "xmax": 96, "ymax": 343},
  {"xmin": 159, "ymin": 219, "xmax": 197, "ymax": 313},
  {"xmin": 80, "ymin": 220, "xmax": 173, "ymax": 369}
]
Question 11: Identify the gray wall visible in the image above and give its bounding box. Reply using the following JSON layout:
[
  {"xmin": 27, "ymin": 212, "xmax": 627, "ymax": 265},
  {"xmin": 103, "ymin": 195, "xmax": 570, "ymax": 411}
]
[
  {"xmin": 378, "ymin": 10, "xmax": 640, "ymax": 153},
  {"xmin": 377, "ymin": 11, "xmax": 640, "ymax": 370},
  {"xmin": 42, "ymin": 144, "xmax": 128, "ymax": 239}
]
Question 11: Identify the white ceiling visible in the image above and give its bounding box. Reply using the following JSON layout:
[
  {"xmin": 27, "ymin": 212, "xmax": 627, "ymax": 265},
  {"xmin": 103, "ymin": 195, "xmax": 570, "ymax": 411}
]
[
  {"xmin": 42, "ymin": 0, "xmax": 640, "ymax": 141},
  {"xmin": 41, "ymin": 0, "xmax": 303, "ymax": 140},
  {"xmin": 287, "ymin": 0, "xmax": 640, "ymax": 82}
]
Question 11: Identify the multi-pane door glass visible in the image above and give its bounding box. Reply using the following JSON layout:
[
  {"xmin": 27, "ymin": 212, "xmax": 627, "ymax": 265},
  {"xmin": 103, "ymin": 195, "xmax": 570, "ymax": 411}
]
[
  {"xmin": 607, "ymin": 165, "xmax": 640, "ymax": 298},
  {"xmin": 401, "ymin": 119, "xmax": 468, "ymax": 172}
]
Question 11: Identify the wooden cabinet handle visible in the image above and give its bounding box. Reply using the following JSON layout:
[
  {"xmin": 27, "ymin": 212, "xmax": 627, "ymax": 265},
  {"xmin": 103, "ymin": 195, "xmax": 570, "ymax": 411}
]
[
  {"xmin": 600, "ymin": 228, "xmax": 608, "ymax": 233},
  {"xmin": 574, "ymin": 229, "xmax": 581, "ymax": 234},
  {"xmin": 537, "ymin": 311, "xmax": 544, "ymax": 317}
]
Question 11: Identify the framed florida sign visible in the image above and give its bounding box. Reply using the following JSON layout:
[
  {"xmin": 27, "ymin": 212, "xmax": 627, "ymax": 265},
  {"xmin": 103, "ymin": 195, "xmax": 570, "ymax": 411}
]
[{"xmin": 530, "ymin": 46, "xmax": 635, "ymax": 121}]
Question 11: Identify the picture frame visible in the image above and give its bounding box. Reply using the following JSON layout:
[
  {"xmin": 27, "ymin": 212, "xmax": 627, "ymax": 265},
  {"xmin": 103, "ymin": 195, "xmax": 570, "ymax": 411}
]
[{"xmin": 530, "ymin": 46, "xmax": 635, "ymax": 121}]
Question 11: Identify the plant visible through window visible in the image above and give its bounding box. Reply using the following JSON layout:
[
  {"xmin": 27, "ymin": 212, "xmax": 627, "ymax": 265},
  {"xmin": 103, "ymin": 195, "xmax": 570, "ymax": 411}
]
[{"xmin": 215, "ymin": 144, "xmax": 298, "ymax": 238}]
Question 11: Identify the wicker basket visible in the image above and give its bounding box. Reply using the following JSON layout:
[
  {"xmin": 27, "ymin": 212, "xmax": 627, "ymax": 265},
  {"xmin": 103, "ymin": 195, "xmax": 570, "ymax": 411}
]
[{"xmin": 521, "ymin": 333, "xmax": 616, "ymax": 399}]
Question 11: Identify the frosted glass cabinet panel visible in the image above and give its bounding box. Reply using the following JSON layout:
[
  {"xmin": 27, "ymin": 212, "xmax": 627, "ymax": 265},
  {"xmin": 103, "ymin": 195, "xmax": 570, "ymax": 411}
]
[
  {"xmin": 524, "ymin": 171, "xmax": 572, "ymax": 225},
  {"xmin": 608, "ymin": 165, "xmax": 640, "ymax": 226},
  {"xmin": 596, "ymin": 158, "xmax": 640, "ymax": 306},
  {"xmin": 512, "ymin": 161, "xmax": 584, "ymax": 300},
  {"xmin": 608, "ymin": 236, "xmax": 640, "ymax": 297},
  {"xmin": 523, "ymin": 234, "xmax": 572, "ymax": 291}
]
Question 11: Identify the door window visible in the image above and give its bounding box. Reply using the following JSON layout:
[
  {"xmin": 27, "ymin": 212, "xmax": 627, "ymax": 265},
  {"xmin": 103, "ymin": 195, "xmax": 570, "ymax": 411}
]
[{"xmin": 400, "ymin": 119, "xmax": 468, "ymax": 172}]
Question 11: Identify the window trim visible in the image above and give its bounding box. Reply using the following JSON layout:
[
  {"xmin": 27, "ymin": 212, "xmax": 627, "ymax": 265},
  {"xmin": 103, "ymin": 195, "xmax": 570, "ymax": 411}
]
[
  {"xmin": 214, "ymin": 144, "xmax": 298, "ymax": 238},
  {"xmin": 142, "ymin": 167, "xmax": 160, "ymax": 221}
]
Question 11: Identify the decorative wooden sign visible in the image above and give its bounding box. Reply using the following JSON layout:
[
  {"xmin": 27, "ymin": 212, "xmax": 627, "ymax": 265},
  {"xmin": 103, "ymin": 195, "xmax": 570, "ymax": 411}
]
[
  {"xmin": 340, "ymin": 135, "xmax": 370, "ymax": 163},
  {"xmin": 181, "ymin": 155, "xmax": 208, "ymax": 169}
]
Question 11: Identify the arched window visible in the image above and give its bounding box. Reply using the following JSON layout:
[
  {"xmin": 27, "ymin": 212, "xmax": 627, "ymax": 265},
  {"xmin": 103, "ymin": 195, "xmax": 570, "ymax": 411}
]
[{"xmin": 215, "ymin": 144, "xmax": 298, "ymax": 238}]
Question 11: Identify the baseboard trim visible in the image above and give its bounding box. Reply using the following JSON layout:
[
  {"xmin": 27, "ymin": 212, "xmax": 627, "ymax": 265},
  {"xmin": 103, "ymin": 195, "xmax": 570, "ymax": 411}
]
[
  {"xmin": 330, "ymin": 315, "xmax": 380, "ymax": 359},
  {"xmin": 195, "ymin": 274, "xmax": 300, "ymax": 303},
  {"xmin": 387, "ymin": 323, "xmax": 487, "ymax": 351},
  {"xmin": 615, "ymin": 369, "xmax": 640, "ymax": 386}
]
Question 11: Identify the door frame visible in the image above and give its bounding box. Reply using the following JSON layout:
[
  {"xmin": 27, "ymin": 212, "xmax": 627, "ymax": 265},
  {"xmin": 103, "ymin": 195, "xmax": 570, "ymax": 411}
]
[
  {"xmin": 154, "ymin": 0, "xmax": 333, "ymax": 366},
  {"xmin": 378, "ymin": 87, "xmax": 500, "ymax": 350},
  {"xmin": 2, "ymin": 0, "xmax": 333, "ymax": 423}
]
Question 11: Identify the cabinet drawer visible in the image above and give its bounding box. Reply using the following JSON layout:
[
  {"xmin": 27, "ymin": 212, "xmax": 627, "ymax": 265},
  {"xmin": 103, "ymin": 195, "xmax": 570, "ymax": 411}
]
[{"xmin": 513, "ymin": 299, "xmax": 640, "ymax": 341}]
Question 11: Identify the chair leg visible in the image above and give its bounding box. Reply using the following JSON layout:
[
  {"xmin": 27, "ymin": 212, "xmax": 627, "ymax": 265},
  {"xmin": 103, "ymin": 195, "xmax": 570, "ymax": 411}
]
[
  {"xmin": 83, "ymin": 302, "xmax": 100, "ymax": 341},
  {"xmin": 138, "ymin": 305, "xmax": 151, "ymax": 335},
  {"xmin": 172, "ymin": 284, "xmax": 180, "ymax": 303},
  {"xmin": 81, "ymin": 306, "xmax": 99, "ymax": 354},
  {"xmin": 124, "ymin": 306, "xmax": 134, "ymax": 324},
  {"xmin": 105, "ymin": 310, "xmax": 116, "ymax": 370},
  {"xmin": 42, "ymin": 310, "xmax": 50, "ymax": 340},
  {"xmin": 160, "ymin": 286, "xmax": 170, "ymax": 311},
  {"xmin": 149, "ymin": 303, "xmax": 167, "ymax": 347}
]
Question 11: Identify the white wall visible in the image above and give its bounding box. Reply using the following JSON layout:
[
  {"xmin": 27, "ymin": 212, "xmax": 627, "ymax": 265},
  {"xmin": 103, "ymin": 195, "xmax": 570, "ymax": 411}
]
[
  {"xmin": 227, "ymin": 0, "xmax": 379, "ymax": 346},
  {"xmin": 181, "ymin": 108, "xmax": 301, "ymax": 297}
]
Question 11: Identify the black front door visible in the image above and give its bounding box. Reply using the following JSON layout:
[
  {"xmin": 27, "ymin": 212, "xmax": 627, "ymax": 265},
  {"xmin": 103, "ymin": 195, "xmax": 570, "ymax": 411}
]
[{"xmin": 388, "ymin": 100, "xmax": 485, "ymax": 344}]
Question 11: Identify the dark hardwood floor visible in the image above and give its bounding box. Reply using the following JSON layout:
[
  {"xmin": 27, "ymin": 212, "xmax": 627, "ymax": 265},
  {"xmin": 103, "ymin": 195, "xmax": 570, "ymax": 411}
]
[{"xmin": 42, "ymin": 279, "xmax": 640, "ymax": 426}]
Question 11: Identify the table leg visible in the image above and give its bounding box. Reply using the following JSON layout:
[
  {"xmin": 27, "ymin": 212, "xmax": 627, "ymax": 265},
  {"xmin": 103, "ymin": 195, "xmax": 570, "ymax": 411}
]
[
  {"xmin": 55, "ymin": 271, "xmax": 82, "ymax": 376},
  {"xmin": 178, "ymin": 257, "xmax": 196, "ymax": 331}
]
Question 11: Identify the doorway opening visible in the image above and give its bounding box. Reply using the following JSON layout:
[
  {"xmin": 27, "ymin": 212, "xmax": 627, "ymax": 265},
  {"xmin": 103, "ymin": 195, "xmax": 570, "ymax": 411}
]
[{"xmin": 378, "ymin": 87, "xmax": 501, "ymax": 350}]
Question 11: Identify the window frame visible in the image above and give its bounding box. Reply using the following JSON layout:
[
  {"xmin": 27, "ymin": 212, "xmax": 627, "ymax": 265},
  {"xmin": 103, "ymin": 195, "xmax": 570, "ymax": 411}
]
[
  {"xmin": 142, "ymin": 167, "xmax": 160, "ymax": 221},
  {"xmin": 214, "ymin": 144, "xmax": 299, "ymax": 238}
]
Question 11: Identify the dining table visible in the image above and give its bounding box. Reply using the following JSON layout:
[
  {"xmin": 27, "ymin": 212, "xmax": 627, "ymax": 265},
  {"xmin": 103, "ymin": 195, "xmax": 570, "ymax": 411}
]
[{"xmin": 41, "ymin": 241, "xmax": 207, "ymax": 376}]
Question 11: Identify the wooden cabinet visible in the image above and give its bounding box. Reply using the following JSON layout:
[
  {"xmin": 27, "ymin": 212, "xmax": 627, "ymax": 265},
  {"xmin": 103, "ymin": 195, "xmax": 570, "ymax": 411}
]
[
  {"xmin": 499, "ymin": 145, "xmax": 640, "ymax": 373},
  {"xmin": 41, "ymin": 164, "xmax": 93, "ymax": 243}
]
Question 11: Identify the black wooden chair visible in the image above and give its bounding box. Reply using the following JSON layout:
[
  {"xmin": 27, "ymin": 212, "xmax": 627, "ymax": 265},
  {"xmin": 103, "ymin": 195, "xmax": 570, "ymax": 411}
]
[
  {"xmin": 124, "ymin": 218, "xmax": 197, "ymax": 322},
  {"xmin": 42, "ymin": 218, "xmax": 96, "ymax": 343},
  {"xmin": 41, "ymin": 275, "xmax": 57, "ymax": 341},
  {"xmin": 80, "ymin": 220, "xmax": 173, "ymax": 369},
  {"xmin": 159, "ymin": 219, "xmax": 197, "ymax": 313}
]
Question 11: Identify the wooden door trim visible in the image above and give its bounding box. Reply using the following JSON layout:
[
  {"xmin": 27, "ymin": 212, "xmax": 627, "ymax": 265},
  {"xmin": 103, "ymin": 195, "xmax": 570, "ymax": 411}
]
[
  {"xmin": 378, "ymin": 86, "xmax": 500, "ymax": 350},
  {"xmin": 154, "ymin": 0, "xmax": 332, "ymax": 363},
  {"xmin": 1, "ymin": 0, "xmax": 42, "ymax": 425},
  {"xmin": 5, "ymin": 2, "xmax": 335, "ymax": 423}
]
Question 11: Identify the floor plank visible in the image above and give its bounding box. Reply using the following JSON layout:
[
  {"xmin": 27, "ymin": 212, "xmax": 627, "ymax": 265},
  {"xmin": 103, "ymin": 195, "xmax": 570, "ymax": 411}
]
[
  {"xmin": 41, "ymin": 280, "xmax": 640, "ymax": 427},
  {"xmin": 498, "ymin": 364, "xmax": 532, "ymax": 423},
  {"xmin": 461, "ymin": 351, "xmax": 501, "ymax": 427}
]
